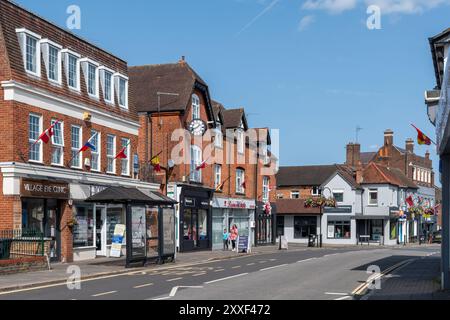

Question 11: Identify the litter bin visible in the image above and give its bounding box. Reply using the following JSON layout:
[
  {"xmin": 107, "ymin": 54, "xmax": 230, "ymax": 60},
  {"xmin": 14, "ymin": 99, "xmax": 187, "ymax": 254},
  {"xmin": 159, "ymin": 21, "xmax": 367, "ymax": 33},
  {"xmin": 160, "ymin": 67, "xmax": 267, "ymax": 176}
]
[
  {"xmin": 308, "ymin": 234, "xmax": 317, "ymax": 247},
  {"xmin": 0, "ymin": 239, "xmax": 12, "ymax": 260}
]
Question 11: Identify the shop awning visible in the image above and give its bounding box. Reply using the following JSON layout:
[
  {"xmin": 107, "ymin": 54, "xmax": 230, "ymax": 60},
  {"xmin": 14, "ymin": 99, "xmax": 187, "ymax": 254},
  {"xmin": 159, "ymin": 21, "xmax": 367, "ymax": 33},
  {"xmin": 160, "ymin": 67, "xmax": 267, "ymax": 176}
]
[{"xmin": 85, "ymin": 186, "xmax": 177, "ymax": 205}]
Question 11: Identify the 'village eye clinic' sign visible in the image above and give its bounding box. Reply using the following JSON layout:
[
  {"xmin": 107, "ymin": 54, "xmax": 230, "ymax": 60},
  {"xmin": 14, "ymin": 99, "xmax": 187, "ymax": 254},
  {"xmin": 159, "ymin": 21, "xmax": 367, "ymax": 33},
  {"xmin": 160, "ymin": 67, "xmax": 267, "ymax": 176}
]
[{"xmin": 21, "ymin": 179, "xmax": 70, "ymax": 199}]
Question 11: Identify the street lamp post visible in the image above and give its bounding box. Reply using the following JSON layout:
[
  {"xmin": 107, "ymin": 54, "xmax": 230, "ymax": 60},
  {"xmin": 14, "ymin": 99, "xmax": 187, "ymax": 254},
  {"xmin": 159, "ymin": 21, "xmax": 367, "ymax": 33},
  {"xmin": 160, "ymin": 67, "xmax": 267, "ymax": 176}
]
[{"xmin": 319, "ymin": 187, "xmax": 334, "ymax": 248}]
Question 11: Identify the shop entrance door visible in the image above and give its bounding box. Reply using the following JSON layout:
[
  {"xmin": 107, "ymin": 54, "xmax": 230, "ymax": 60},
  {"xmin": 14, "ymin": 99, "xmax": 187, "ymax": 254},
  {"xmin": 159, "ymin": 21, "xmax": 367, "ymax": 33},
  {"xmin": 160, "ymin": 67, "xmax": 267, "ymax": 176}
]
[
  {"xmin": 46, "ymin": 200, "xmax": 61, "ymax": 262},
  {"xmin": 96, "ymin": 206, "xmax": 107, "ymax": 256}
]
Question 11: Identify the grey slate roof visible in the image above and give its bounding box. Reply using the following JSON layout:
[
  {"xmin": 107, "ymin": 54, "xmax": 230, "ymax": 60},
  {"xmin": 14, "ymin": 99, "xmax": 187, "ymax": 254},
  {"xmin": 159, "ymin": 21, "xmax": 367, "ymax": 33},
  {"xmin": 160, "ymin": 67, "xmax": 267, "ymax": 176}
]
[
  {"xmin": 276, "ymin": 165, "xmax": 339, "ymax": 187},
  {"xmin": 86, "ymin": 186, "xmax": 177, "ymax": 204}
]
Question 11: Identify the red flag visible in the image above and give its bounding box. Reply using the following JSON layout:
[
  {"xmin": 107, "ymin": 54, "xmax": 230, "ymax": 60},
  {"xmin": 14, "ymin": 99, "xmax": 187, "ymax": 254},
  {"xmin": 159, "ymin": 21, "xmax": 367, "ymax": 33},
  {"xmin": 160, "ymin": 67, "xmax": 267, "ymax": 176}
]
[
  {"xmin": 406, "ymin": 195, "xmax": 414, "ymax": 207},
  {"xmin": 151, "ymin": 156, "xmax": 161, "ymax": 172},
  {"xmin": 411, "ymin": 124, "xmax": 432, "ymax": 146},
  {"xmin": 36, "ymin": 120, "xmax": 58, "ymax": 145},
  {"xmin": 241, "ymin": 181, "xmax": 246, "ymax": 189},
  {"xmin": 196, "ymin": 160, "xmax": 207, "ymax": 171},
  {"xmin": 114, "ymin": 147, "xmax": 127, "ymax": 160}
]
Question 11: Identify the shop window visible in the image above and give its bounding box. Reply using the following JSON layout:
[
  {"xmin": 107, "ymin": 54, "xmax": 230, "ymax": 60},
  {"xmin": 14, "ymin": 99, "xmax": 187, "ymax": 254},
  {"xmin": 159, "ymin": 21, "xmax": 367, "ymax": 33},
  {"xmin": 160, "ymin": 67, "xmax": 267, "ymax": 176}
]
[
  {"xmin": 183, "ymin": 209, "xmax": 194, "ymax": 240},
  {"xmin": 328, "ymin": 220, "xmax": 351, "ymax": 239},
  {"xmin": 390, "ymin": 218, "xmax": 398, "ymax": 240},
  {"xmin": 51, "ymin": 119, "xmax": 64, "ymax": 166},
  {"xmin": 73, "ymin": 206, "xmax": 94, "ymax": 248},
  {"xmin": 277, "ymin": 216, "xmax": 285, "ymax": 237},
  {"xmin": 21, "ymin": 199, "xmax": 45, "ymax": 231},
  {"xmin": 294, "ymin": 216, "xmax": 317, "ymax": 239},
  {"xmin": 198, "ymin": 209, "xmax": 208, "ymax": 240},
  {"xmin": 106, "ymin": 206, "xmax": 125, "ymax": 245}
]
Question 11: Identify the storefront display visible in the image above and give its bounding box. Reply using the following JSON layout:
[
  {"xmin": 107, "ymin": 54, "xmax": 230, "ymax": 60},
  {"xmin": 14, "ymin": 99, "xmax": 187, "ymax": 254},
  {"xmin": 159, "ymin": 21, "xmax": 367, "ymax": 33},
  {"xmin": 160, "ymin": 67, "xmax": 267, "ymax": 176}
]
[
  {"xmin": 73, "ymin": 205, "xmax": 94, "ymax": 248},
  {"xmin": 107, "ymin": 206, "xmax": 125, "ymax": 245}
]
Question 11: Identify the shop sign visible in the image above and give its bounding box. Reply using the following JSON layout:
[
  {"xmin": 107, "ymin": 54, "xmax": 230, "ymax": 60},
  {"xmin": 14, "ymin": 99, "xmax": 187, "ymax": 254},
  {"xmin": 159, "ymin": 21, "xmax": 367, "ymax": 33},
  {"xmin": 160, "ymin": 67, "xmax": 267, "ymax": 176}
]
[
  {"xmin": 212, "ymin": 198, "xmax": 256, "ymax": 210},
  {"xmin": 21, "ymin": 179, "xmax": 69, "ymax": 199},
  {"xmin": 184, "ymin": 197, "xmax": 196, "ymax": 207},
  {"xmin": 323, "ymin": 206, "xmax": 352, "ymax": 214}
]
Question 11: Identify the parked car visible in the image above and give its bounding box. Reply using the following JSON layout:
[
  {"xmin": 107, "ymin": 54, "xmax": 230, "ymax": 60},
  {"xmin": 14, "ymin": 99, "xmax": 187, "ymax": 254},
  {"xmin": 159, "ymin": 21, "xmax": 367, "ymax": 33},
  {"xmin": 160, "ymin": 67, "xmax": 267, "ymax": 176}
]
[{"xmin": 432, "ymin": 230, "xmax": 442, "ymax": 243}]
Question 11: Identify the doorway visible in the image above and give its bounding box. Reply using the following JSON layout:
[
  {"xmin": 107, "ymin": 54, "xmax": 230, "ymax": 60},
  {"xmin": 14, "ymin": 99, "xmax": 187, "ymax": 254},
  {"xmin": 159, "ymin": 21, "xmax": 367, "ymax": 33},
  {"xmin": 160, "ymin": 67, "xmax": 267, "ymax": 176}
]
[{"xmin": 96, "ymin": 206, "xmax": 107, "ymax": 256}]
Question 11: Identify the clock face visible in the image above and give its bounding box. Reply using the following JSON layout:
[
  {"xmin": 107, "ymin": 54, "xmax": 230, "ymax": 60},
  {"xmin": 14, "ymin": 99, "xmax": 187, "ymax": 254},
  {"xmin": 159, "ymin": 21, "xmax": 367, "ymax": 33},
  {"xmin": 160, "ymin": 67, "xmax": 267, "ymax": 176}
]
[{"xmin": 188, "ymin": 119, "xmax": 207, "ymax": 136}]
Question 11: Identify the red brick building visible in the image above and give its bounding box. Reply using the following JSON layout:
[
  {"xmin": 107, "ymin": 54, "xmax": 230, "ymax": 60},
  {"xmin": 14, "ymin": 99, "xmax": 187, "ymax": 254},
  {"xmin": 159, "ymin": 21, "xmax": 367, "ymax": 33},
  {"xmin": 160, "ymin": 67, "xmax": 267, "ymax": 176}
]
[
  {"xmin": 130, "ymin": 60, "xmax": 277, "ymax": 252},
  {"xmin": 0, "ymin": 0, "xmax": 160, "ymax": 262}
]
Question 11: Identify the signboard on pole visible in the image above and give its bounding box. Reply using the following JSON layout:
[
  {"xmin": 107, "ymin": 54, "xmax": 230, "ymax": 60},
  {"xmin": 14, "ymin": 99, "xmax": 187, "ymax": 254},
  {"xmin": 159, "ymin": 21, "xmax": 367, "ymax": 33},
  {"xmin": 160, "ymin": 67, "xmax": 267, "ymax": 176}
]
[{"xmin": 110, "ymin": 224, "xmax": 125, "ymax": 258}]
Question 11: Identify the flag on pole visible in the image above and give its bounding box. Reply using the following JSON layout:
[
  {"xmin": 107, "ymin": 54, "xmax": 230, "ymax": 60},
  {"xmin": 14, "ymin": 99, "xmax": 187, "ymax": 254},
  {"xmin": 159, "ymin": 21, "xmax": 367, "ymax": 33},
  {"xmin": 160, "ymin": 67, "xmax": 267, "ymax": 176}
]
[
  {"xmin": 79, "ymin": 133, "xmax": 97, "ymax": 153},
  {"xmin": 34, "ymin": 120, "xmax": 59, "ymax": 145},
  {"xmin": 151, "ymin": 155, "xmax": 161, "ymax": 172},
  {"xmin": 196, "ymin": 160, "xmax": 207, "ymax": 171},
  {"xmin": 406, "ymin": 195, "xmax": 414, "ymax": 207},
  {"xmin": 241, "ymin": 181, "xmax": 246, "ymax": 190},
  {"xmin": 114, "ymin": 147, "xmax": 127, "ymax": 160},
  {"xmin": 411, "ymin": 124, "xmax": 432, "ymax": 145}
]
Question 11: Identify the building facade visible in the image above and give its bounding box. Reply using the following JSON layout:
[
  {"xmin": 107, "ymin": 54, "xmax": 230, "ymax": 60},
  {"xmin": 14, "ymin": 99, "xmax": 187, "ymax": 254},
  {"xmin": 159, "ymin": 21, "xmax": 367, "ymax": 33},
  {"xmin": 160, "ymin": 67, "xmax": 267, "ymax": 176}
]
[{"xmin": 0, "ymin": 0, "xmax": 160, "ymax": 262}]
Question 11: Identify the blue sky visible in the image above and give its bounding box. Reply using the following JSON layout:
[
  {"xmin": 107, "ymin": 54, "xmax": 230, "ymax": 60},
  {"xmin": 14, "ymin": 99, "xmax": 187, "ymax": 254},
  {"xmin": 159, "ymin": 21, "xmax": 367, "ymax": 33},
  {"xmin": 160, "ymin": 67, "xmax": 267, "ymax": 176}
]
[{"xmin": 15, "ymin": 0, "xmax": 450, "ymax": 175}]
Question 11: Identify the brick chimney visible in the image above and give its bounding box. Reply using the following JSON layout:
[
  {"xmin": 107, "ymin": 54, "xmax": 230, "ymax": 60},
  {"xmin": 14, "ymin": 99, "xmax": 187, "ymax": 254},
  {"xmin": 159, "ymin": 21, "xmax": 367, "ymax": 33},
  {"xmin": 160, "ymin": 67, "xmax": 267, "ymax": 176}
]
[
  {"xmin": 384, "ymin": 129, "xmax": 394, "ymax": 147},
  {"xmin": 346, "ymin": 143, "xmax": 361, "ymax": 167},
  {"xmin": 179, "ymin": 56, "xmax": 186, "ymax": 64},
  {"xmin": 425, "ymin": 150, "xmax": 430, "ymax": 160},
  {"xmin": 406, "ymin": 138, "xmax": 414, "ymax": 154}
]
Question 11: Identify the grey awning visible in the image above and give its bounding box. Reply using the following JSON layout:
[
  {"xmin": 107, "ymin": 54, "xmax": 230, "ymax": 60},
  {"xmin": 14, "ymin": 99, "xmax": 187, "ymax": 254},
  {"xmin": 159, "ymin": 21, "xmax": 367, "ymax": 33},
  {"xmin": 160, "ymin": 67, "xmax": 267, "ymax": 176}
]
[
  {"xmin": 354, "ymin": 216, "xmax": 389, "ymax": 220},
  {"xmin": 85, "ymin": 186, "xmax": 177, "ymax": 205}
]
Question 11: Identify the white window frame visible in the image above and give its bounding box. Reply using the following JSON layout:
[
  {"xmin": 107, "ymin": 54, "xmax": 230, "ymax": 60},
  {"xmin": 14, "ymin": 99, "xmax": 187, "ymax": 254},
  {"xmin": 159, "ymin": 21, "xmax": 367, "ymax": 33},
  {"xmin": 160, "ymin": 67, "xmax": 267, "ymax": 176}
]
[
  {"xmin": 311, "ymin": 187, "xmax": 321, "ymax": 196},
  {"xmin": 215, "ymin": 123, "xmax": 223, "ymax": 148},
  {"xmin": 90, "ymin": 130, "xmax": 101, "ymax": 172},
  {"xmin": 120, "ymin": 138, "xmax": 131, "ymax": 176},
  {"xmin": 106, "ymin": 134, "xmax": 116, "ymax": 174},
  {"xmin": 262, "ymin": 176, "xmax": 270, "ymax": 202},
  {"xmin": 236, "ymin": 168, "xmax": 245, "ymax": 194},
  {"xmin": 114, "ymin": 73, "xmax": 129, "ymax": 109},
  {"xmin": 51, "ymin": 119, "xmax": 64, "ymax": 166},
  {"xmin": 40, "ymin": 39, "xmax": 62, "ymax": 85},
  {"xmin": 71, "ymin": 125, "xmax": 83, "ymax": 169},
  {"xmin": 332, "ymin": 190, "xmax": 344, "ymax": 203},
  {"xmin": 237, "ymin": 129, "xmax": 244, "ymax": 155},
  {"xmin": 28, "ymin": 113, "xmax": 43, "ymax": 163},
  {"xmin": 62, "ymin": 49, "xmax": 81, "ymax": 92},
  {"xmin": 291, "ymin": 191, "xmax": 300, "ymax": 199},
  {"xmin": 192, "ymin": 94, "xmax": 200, "ymax": 120},
  {"xmin": 80, "ymin": 58, "xmax": 100, "ymax": 98},
  {"xmin": 99, "ymin": 66, "xmax": 115, "ymax": 104},
  {"xmin": 214, "ymin": 164, "xmax": 222, "ymax": 189},
  {"xmin": 368, "ymin": 189, "xmax": 378, "ymax": 206},
  {"xmin": 16, "ymin": 29, "xmax": 42, "ymax": 78},
  {"xmin": 190, "ymin": 145, "xmax": 202, "ymax": 183}
]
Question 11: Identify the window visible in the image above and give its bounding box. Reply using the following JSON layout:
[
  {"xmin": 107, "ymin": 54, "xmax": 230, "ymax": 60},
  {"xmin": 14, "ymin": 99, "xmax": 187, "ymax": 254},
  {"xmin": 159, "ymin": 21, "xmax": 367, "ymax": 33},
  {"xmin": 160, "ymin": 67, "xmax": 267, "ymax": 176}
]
[
  {"xmin": 369, "ymin": 189, "xmax": 378, "ymax": 206},
  {"xmin": 120, "ymin": 138, "xmax": 130, "ymax": 176},
  {"xmin": 16, "ymin": 29, "xmax": 41, "ymax": 77},
  {"xmin": 106, "ymin": 135, "xmax": 116, "ymax": 173},
  {"xmin": 328, "ymin": 220, "xmax": 351, "ymax": 239},
  {"xmin": 390, "ymin": 218, "xmax": 398, "ymax": 240},
  {"xmin": 291, "ymin": 191, "xmax": 300, "ymax": 199},
  {"xmin": 214, "ymin": 164, "xmax": 222, "ymax": 189},
  {"xmin": 90, "ymin": 130, "xmax": 100, "ymax": 171},
  {"xmin": 277, "ymin": 216, "xmax": 285, "ymax": 237},
  {"xmin": 71, "ymin": 125, "xmax": 82, "ymax": 168},
  {"xmin": 51, "ymin": 120, "xmax": 64, "ymax": 166},
  {"xmin": 412, "ymin": 167, "xmax": 417, "ymax": 180},
  {"xmin": 262, "ymin": 144, "xmax": 270, "ymax": 165},
  {"xmin": 236, "ymin": 168, "xmax": 245, "ymax": 194},
  {"xmin": 114, "ymin": 74, "xmax": 129, "ymax": 108},
  {"xmin": 65, "ymin": 52, "xmax": 80, "ymax": 90},
  {"xmin": 88, "ymin": 64, "xmax": 97, "ymax": 96},
  {"xmin": 28, "ymin": 114, "xmax": 42, "ymax": 162},
  {"xmin": 100, "ymin": 67, "xmax": 114, "ymax": 103},
  {"xmin": 73, "ymin": 205, "xmax": 94, "ymax": 248},
  {"xmin": 294, "ymin": 216, "xmax": 317, "ymax": 239},
  {"xmin": 237, "ymin": 129, "xmax": 244, "ymax": 154},
  {"xmin": 192, "ymin": 94, "xmax": 200, "ymax": 120},
  {"xmin": 190, "ymin": 145, "xmax": 202, "ymax": 183},
  {"xmin": 106, "ymin": 206, "xmax": 125, "ymax": 245},
  {"xmin": 312, "ymin": 187, "xmax": 322, "ymax": 196},
  {"xmin": 262, "ymin": 177, "xmax": 270, "ymax": 202},
  {"xmin": 333, "ymin": 190, "xmax": 344, "ymax": 203},
  {"xmin": 215, "ymin": 123, "xmax": 223, "ymax": 148},
  {"xmin": 44, "ymin": 43, "xmax": 62, "ymax": 83}
]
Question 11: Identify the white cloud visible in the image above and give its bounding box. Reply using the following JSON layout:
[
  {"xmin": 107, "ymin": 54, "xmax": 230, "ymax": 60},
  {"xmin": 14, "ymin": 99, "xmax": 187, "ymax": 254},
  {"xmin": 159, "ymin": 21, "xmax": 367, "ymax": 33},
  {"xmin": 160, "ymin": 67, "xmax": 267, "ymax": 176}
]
[
  {"xmin": 302, "ymin": 0, "xmax": 358, "ymax": 14},
  {"xmin": 298, "ymin": 15, "xmax": 316, "ymax": 31},
  {"xmin": 364, "ymin": 0, "xmax": 450, "ymax": 15}
]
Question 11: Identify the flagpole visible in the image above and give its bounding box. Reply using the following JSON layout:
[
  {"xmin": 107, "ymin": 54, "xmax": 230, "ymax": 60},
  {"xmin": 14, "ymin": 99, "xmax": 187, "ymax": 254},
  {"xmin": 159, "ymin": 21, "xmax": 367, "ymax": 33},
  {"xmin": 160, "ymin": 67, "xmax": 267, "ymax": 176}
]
[
  {"xmin": 32, "ymin": 120, "xmax": 59, "ymax": 147},
  {"xmin": 411, "ymin": 124, "xmax": 436, "ymax": 145}
]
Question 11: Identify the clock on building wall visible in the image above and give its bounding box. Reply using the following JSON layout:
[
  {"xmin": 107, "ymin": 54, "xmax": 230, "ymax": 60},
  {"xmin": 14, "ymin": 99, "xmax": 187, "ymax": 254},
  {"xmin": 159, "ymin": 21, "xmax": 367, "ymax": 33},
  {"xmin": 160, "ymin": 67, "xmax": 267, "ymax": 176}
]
[{"xmin": 187, "ymin": 119, "xmax": 207, "ymax": 136}]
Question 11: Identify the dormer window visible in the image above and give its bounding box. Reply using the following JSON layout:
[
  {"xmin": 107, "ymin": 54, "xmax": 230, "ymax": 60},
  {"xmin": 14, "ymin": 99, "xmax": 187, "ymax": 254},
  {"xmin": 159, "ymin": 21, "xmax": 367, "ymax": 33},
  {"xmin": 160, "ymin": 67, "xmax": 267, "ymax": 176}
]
[
  {"xmin": 16, "ymin": 28, "xmax": 42, "ymax": 77},
  {"xmin": 114, "ymin": 73, "xmax": 128, "ymax": 109},
  {"xmin": 41, "ymin": 39, "xmax": 62, "ymax": 84},
  {"xmin": 80, "ymin": 58, "xmax": 99, "ymax": 98},
  {"xmin": 192, "ymin": 94, "xmax": 200, "ymax": 119},
  {"xmin": 99, "ymin": 67, "xmax": 114, "ymax": 104},
  {"xmin": 62, "ymin": 49, "xmax": 81, "ymax": 91}
]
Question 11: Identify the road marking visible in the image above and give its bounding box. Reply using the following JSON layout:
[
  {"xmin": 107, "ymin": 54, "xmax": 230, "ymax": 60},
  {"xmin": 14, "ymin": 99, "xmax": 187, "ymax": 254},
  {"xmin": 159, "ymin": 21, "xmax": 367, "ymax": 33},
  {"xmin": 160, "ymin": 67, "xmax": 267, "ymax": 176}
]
[
  {"xmin": 260, "ymin": 264, "xmax": 288, "ymax": 272},
  {"xmin": 152, "ymin": 296, "xmax": 171, "ymax": 300},
  {"xmin": 92, "ymin": 291, "xmax": 117, "ymax": 297},
  {"xmin": 297, "ymin": 258, "xmax": 317, "ymax": 263},
  {"xmin": 192, "ymin": 273, "xmax": 207, "ymax": 277},
  {"xmin": 214, "ymin": 269, "xmax": 225, "ymax": 272},
  {"xmin": 247, "ymin": 263, "xmax": 255, "ymax": 266},
  {"xmin": 269, "ymin": 259, "xmax": 277, "ymax": 261},
  {"xmin": 325, "ymin": 292, "xmax": 349, "ymax": 296},
  {"xmin": 205, "ymin": 273, "xmax": 248, "ymax": 284},
  {"xmin": 134, "ymin": 283, "xmax": 154, "ymax": 289},
  {"xmin": 167, "ymin": 277, "xmax": 183, "ymax": 282},
  {"xmin": 259, "ymin": 261, "xmax": 267, "ymax": 264},
  {"xmin": 335, "ymin": 296, "xmax": 352, "ymax": 300},
  {"xmin": 232, "ymin": 266, "xmax": 241, "ymax": 269},
  {"xmin": 170, "ymin": 286, "xmax": 203, "ymax": 297}
]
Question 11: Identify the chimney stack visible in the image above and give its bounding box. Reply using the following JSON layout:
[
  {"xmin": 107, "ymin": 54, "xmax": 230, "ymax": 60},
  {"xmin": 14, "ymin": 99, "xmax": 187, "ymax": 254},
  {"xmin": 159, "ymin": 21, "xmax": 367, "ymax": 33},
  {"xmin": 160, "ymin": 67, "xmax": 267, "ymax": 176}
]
[
  {"xmin": 384, "ymin": 129, "xmax": 394, "ymax": 147},
  {"xmin": 406, "ymin": 138, "xmax": 414, "ymax": 154},
  {"xmin": 425, "ymin": 150, "xmax": 430, "ymax": 160},
  {"xmin": 179, "ymin": 56, "xmax": 186, "ymax": 64},
  {"xmin": 346, "ymin": 143, "xmax": 361, "ymax": 167}
]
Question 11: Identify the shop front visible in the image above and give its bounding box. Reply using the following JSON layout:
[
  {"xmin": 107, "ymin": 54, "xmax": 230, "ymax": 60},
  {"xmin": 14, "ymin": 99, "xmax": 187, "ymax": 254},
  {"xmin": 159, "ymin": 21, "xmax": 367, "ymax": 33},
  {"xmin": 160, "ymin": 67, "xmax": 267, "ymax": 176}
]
[
  {"xmin": 356, "ymin": 217, "xmax": 390, "ymax": 244},
  {"xmin": 255, "ymin": 201, "xmax": 276, "ymax": 246},
  {"xmin": 211, "ymin": 197, "xmax": 256, "ymax": 250},
  {"xmin": 20, "ymin": 179, "xmax": 70, "ymax": 262}
]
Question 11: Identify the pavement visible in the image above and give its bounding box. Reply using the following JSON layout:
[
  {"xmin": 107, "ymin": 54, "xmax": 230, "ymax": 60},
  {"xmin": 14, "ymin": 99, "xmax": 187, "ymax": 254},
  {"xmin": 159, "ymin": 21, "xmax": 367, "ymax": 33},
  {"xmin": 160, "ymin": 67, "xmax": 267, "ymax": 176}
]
[{"xmin": 0, "ymin": 244, "xmax": 442, "ymax": 300}]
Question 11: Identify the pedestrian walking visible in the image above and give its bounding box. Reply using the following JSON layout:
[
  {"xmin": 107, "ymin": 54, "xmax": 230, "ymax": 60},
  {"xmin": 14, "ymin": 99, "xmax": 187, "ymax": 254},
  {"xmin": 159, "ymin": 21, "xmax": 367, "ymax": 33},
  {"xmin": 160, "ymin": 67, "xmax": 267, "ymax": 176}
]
[
  {"xmin": 230, "ymin": 224, "xmax": 239, "ymax": 251},
  {"xmin": 223, "ymin": 228, "xmax": 229, "ymax": 251}
]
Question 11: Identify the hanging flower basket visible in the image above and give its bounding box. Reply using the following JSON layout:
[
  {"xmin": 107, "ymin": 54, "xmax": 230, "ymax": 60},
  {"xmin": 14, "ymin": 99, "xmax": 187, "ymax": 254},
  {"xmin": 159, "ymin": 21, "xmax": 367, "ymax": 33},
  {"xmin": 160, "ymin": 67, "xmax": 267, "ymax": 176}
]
[
  {"xmin": 305, "ymin": 197, "xmax": 336, "ymax": 208},
  {"xmin": 67, "ymin": 217, "xmax": 78, "ymax": 229},
  {"xmin": 424, "ymin": 207, "xmax": 435, "ymax": 216}
]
